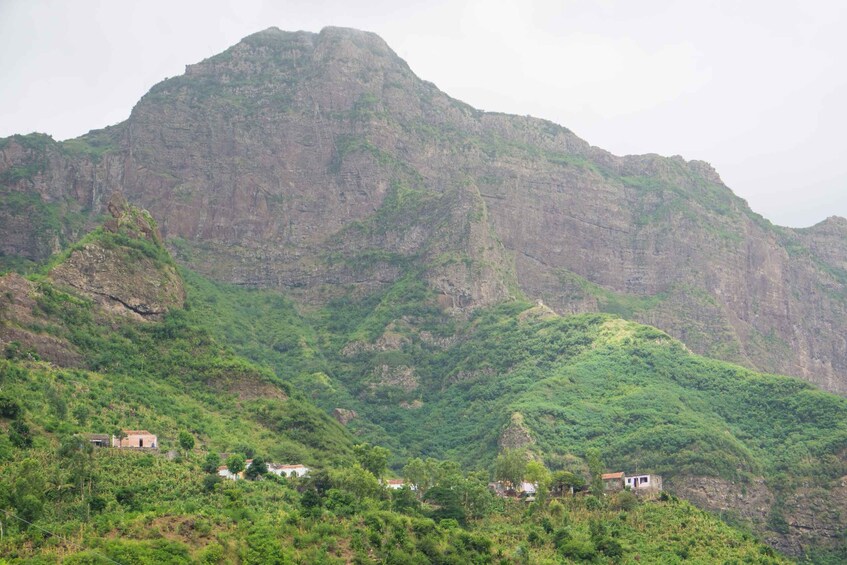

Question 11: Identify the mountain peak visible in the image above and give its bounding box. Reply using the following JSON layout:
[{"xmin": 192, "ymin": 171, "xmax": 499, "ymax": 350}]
[{"xmin": 4, "ymin": 26, "xmax": 847, "ymax": 396}]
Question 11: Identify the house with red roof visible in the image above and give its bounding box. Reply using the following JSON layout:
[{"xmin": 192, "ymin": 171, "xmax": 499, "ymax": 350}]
[{"xmin": 112, "ymin": 430, "xmax": 157, "ymax": 449}]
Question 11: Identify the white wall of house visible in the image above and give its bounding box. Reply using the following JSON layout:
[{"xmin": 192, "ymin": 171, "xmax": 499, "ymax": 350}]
[{"xmin": 268, "ymin": 465, "xmax": 310, "ymax": 478}]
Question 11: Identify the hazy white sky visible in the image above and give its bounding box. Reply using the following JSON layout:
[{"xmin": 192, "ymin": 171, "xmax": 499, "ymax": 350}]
[{"xmin": 1, "ymin": 0, "xmax": 845, "ymax": 227}]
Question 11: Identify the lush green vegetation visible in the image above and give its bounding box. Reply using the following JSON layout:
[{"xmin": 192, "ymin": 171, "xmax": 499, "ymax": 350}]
[
  {"xmin": 1, "ymin": 214, "xmax": 845, "ymax": 561},
  {"xmin": 59, "ymin": 127, "xmax": 119, "ymax": 163},
  {"xmin": 0, "ymin": 438, "xmax": 790, "ymax": 564},
  {"xmin": 173, "ymin": 263, "xmax": 847, "ymax": 489}
]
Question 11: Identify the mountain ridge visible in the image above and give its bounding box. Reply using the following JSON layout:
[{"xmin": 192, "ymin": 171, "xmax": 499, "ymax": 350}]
[{"xmin": 2, "ymin": 26, "xmax": 847, "ymax": 397}]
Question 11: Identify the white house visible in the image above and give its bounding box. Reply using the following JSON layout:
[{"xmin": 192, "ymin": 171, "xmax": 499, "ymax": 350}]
[
  {"xmin": 268, "ymin": 464, "xmax": 310, "ymax": 478},
  {"xmin": 383, "ymin": 478, "xmax": 417, "ymax": 490},
  {"xmin": 215, "ymin": 460, "xmax": 309, "ymax": 480},
  {"xmin": 217, "ymin": 465, "xmax": 240, "ymax": 480},
  {"xmin": 603, "ymin": 472, "xmax": 663, "ymax": 494},
  {"xmin": 520, "ymin": 481, "xmax": 537, "ymax": 494},
  {"xmin": 624, "ymin": 474, "xmax": 662, "ymax": 492}
]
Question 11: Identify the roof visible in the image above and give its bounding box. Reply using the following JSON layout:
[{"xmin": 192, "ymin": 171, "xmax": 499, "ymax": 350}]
[
  {"xmin": 275, "ymin": 464, "xmax": 308, "ymax": 469},
  {"xmin": 601, "ymin": 472, "xmax": 625, "ymax": 480},
  {"xmin": 121, "ymin": 430, "xmax": 155, "ymax": 435},
  {"xmin": 386, "ymin": 479, "xmax": 405, "ymax": 485}
]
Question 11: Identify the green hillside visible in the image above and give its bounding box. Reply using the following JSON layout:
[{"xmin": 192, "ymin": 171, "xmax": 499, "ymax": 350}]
[
  {"xmin": 0, "ymin": 213, "xmax": 844, "ymax": 562},
  {"xmin": 181, "ymin": 271, "xmax": 847, "ymax": 485},
  {"xmin": 175, "ymin": 268, "xmax": 847, "ymax": 559}
]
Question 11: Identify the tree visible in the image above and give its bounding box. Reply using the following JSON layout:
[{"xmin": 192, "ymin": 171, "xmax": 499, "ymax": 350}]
[
  {"xmin": 550, "ymin": 470, "xmax": 586, "ymax": 496},
  {"xmin": 524, "ymin": 460, "xmax": 551, "ymax": 501},
  {"xmin": 11, "ymin": 458, "xmax": 47, "ymax": 523},
  {"xmin": 0, "ymin": 395, "xmax": 21, "ymax": 419},
  {"xmin": 432, "ymin": 460, "xmax": 462, "ymax": 488},
  {"xmin": 202, "ymin": 452, "xmax": 221, "ymax": 474},
  {"xmin": 494, "ymin": 449, "xmax": 527, "ymax": 489},
  {"xmin": 455, "ymin": 471, "xmax": 496, "ymax": 520},
  {"xmin": 329, "ymin": 464, "xmax": 383, "ymax": 501},
  {"xmin": 586, "ymin": 448, "xmax": 604, "ymax": 497},
  {"xmin": 178, "ymin": 431, "xmax": 195, "ymax": 455},
  {"xmin": 391, "ymin": 485, "xmax": 421, "ymax": 513},
  {"xmin": 403, "ymin": 457, "xmax": 429, "ymax": 494},
  {"xmin": 203, "ymin": 474, "xmax": 222, "ymax": 492},
  {"xmin": 245, "ymin": 456, "xmax": 268, "ymax": 480},
  {"xmin": 353, "ymin": 443, "xmax": 390, "ymax": 479},
  {"xmin": 424, "ymin": 485, "xmax": 466, "ymax": 524},
  {"xmin": 10, "ymin": 419, "xmax": 33, "ymax": 448},
  {"xmin": 58, "ymin": 435, "xmax": 96, "ymax": 496},
  {"xmin": 227, "ymin": 454, "xmax": 245, "ymax": 475},
  {"xmin": 113, "ymin": 428, "xmax": 127, "ymax": 448}
]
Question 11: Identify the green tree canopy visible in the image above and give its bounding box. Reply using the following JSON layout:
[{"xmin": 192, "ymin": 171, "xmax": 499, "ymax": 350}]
[
  {"xmin": 245, "ymin": 456, "xmax": 268, "ymax": 480},
  {"xmin": 494, "ymin": 449, "xmax": 527, "ymax": 488},
  {"xmin": 227, "ymin": 453, "xmax": 246, "ymax": 475},
  {"xmin": 353, "ymin": 443, "xmax": 390, "ymax": 479},
  {"xmin": 178, "ymin": 431, "xmax": 195, "ymax": 453},
  {"xmin": 551, "ymin": 470, "xmax": 586, "ymax": 495},
  {"xmin": 586, "ymin": 448, "xmax": 605, "ymax": 497}
]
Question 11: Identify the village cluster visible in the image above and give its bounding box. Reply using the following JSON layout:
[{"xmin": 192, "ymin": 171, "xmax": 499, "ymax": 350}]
[
  {"xmin": 85, "ymin": 429, "xmax": 310, "ymax": 480},
  {"xmin": 487, "ymin": 471, "xmax": 662, "ymax": 501},
  {"xmin": 85, "ymin": 430, "xmax": 661, "ymax": 495}
]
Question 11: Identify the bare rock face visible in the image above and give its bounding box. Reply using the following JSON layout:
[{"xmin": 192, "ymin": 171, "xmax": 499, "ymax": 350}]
[
  {"xmin": 332, "ymin": 408, "xmax": 358, "ymax": 425},
  {"xmin": 666, "ymin": 474, "xmax": 847, "ymax": 558},
  {"xmin": 2, "ymin": 26, "xmax": 847, "ymax": 393},
  {"xmin": 370, "ymin": 364, "xmax": 418, "ymax": 392},
  {"xmin": 498, "ymin": 412, "xmax": 535, "ymax": 451},
  {"xmin": 48, "ymin": 196, "xmax": 185, "ymax": 320}
]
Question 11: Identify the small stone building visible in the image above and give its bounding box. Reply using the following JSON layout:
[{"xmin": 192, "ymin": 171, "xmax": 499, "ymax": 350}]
[
  {"xmin": 113, "ymin": 430, "xmax": 157, "ymax": 449},
  {"xmin": 86, "ymin": 433, "xmax": 112, "ymax": 447},
  {"xmin": 601, "ymin": 472, "xmax": 626, "ymax": 492}
]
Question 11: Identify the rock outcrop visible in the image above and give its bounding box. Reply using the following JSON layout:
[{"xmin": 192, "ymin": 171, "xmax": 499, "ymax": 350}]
[
  {"xmin": 2, "ymin": 27, "xmax": 847, "ymax": 394},
  {"xmin": 332, "ymin": 408, "xmax": 358, "ymax": 425},
  {"xmin": 667, "ymin": 474, "xmax": 847, "ymax": 557},
  {"xmin": 48, "ymin": 196, "xmax": 184, "ymax": 320},
  {"xmin": 498, "ymin": 412, "xmax": 535, "ymax": 451}
]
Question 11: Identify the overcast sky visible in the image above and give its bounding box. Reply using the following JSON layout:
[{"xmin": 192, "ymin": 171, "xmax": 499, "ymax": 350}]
[{"xmin": 1, "ymin": 0, "xmax": 845, "ymax": 227}]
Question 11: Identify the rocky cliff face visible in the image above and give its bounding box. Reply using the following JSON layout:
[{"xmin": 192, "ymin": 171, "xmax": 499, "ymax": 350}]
[
  {"xmin": 0, "ymin": 198, "xmax": 183, "ymax": 366},
  {"xmin": 2, "ymin": 26, "xmax": 847, "ymax": 393},
  {"xmin": 48, "ymin": 196, "xmax": 185, "ymax": 320},
  {"xmin": 667, "ymin": 474, "xmax": 847, "ymax": 557}
]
